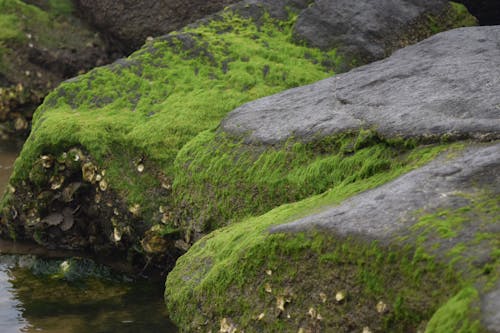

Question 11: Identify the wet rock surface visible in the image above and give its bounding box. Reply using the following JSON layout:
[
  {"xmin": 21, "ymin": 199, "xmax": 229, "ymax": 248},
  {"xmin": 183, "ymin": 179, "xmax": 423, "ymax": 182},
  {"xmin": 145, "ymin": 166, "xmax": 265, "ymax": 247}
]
[{"xmin": 222, "ymin": 26, "xmax": 500, "ymax": 145}]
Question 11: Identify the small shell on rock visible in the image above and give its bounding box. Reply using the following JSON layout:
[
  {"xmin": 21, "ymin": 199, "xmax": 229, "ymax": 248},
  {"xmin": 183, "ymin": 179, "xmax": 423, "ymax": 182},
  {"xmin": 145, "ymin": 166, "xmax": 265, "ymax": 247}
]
[
  {"xmin": 50, "ymin": 175, "xmax": 65, "ymax": 190},
  {"xmin": 219, "ymin": 318, "xmax": 237, "ymax": 333},
  {"xmin": 335, "ymin": 291, "xmax": 346, "ymax": 303},
  {"xmin": 112, "ymin": 228, "xmax": 122, "ymax": 242},
  {"xmin": 276, "ymin": 296, "xmax": 285, "ymax": 312},
  {"xmin": 137, "ymin": 164, "xmax": 144, "ymax": 173},
  {"xmin": 14, "ymin": 117, "xmax": 28, "ymax": 131},
  {"xmin": 308, "ymin": 307, "xmax": 317, "ymax": 319},
  {"xmin": 376, "ymin": 301, "xmax": 388, "ymax": 314},
  {"xmin": 129, "ymin": 204, "xmax": 140, "ymax": 216},
  {"xmin": 41, "ymin": 155, "xmax": 53, "ymax": 169},
  {"xmin": 82, "ymin": 162, "xmax": 96, "ymax": 182},
  {"xmin": 99, "ymin": 179, "xmax": 108, "ymax": 191}
]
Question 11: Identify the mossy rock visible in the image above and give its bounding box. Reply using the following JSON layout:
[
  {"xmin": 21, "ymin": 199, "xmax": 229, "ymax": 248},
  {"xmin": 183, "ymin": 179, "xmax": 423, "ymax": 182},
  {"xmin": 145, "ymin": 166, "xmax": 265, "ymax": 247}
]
[
  {"xmin": 165, "ymin": 143, "xmax": 499, "ymax": 332},
  {"xmin": 0, "ymin": 0, "xmax": 477, "ymax": 268},
  {"xmin": 0, "ymin": 0, "xmax": 111, "ymax": 137}
]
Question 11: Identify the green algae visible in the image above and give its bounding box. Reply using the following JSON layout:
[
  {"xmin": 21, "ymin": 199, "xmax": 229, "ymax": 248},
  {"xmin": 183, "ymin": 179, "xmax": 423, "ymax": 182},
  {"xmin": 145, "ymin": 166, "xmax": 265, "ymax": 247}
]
[
  {"xmin": 165, "ymin": 144, "xmax": 461, "ymax": 332},
  {"xmin": 173, "ymin": 130, "xmax": 423, "ymax": 236},
  {"xmin": 425, "ymin": 286, "xmax": 482, "ymax": 333},
  {"xmin": 7, "ymin": 10, "xmax": 340, "ymax": 220}
]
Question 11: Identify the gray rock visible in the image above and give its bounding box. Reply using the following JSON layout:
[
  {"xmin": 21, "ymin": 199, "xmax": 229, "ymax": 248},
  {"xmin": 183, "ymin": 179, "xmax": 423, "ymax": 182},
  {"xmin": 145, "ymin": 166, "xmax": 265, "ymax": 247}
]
[
  {"xmin": 221, "ymin": 26, "xmax": 500, "ymax": 145},
  {"xmin": 271, "ymin": 143, "xmax": 499, "ymax": 239},
  {"xmin": 293, "ymin": 0, "xmax": 450, "ymax": 61},
  {"xmin": 482, "ymin": 283, "xmax": 500, "ymax": 332},
  {"xmin": 271, "ymin": 143, "xmax": 500, "ymax": 331}
]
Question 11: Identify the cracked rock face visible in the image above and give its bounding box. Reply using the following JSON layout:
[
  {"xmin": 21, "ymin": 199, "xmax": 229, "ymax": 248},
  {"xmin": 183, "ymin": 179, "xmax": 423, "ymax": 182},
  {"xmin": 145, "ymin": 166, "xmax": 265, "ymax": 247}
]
[{"xmin": 221, "ymin": 26, "xmax": 500, "ymax": 145}]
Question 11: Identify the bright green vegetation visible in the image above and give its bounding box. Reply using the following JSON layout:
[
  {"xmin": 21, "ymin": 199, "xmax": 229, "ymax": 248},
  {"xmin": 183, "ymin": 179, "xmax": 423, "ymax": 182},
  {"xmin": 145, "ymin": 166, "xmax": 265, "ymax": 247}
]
[
  {"xmin": 8, "ymin": 10, "xmax": 341, "ymax": 222},
  {"xmin": 174, "ymin": 130, "xmax": 422, "ymax": 235},
  {"xmin": 410, "ymin": 192, "xmax": 500, "ymax": 285},
  {"xmin": 425, "ymin": 286, "xmax": 481, "ymax": 333},
  {"xmin": 165, "ymin": 144, "xmax": 466, "ymax": 332},
  {"xmin": 166, "ymin": 142, "xmax": 499, "ymax": 332}
]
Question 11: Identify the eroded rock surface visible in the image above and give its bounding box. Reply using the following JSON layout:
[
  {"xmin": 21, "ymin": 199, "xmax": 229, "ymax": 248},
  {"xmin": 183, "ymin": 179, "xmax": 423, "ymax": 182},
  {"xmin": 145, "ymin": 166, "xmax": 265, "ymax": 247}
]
[{"xmin": 222, "ymin": 26, "xmax": 500, "ymax": 145}]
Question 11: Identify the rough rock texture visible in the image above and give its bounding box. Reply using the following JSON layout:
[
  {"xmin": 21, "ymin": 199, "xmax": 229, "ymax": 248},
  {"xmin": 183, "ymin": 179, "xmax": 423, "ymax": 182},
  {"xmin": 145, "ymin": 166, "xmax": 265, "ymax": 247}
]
[
  {"xmin": 271, "ymin": 143, "xmax": 500, "ymax": 331},
  {"xmin": 456, "ymin": 0, "xmax": 500, "ymax": 25},
  {"xmin": 0, "ymin": 0, "xmax": 112, "ymax": 138},
  {"xmin": 165, "ymin": 143, "xmax": 499, "ymax": 332},
  {"xmin": 272, "ymin": 143, "xmax": 499, "ymax": 249},
  {"xmin": 222, "ymin": 26, "xmax": 500, "ymax": 145},
  {"xmin": 0, "ymin": 0, "xmax": 474, "ymax": 268},
  {"xmin": 165, "ymin": 26, "xmax": 500, "ymax": 332},
  {"xmin": 293, "ymin": 0, "xmax": 476, "ymax": 64},
  {"xmin": 74, "ymin": 0, "xmax": 239, "ymax": 53},
  {"xmin": 482, "ymin": 282, "xmax": 500, "ymax": 332}
]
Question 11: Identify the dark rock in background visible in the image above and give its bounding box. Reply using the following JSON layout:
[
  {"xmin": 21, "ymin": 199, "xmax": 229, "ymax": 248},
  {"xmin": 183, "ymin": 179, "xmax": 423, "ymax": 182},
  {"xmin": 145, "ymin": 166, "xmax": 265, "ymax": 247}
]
[
  {"xmin": 292, "ymin": 0, "xmax": 475, "ymax": 64},
  {"xmin": 74, "ymin": 0, "xmax": 240, "ymax": 54}
]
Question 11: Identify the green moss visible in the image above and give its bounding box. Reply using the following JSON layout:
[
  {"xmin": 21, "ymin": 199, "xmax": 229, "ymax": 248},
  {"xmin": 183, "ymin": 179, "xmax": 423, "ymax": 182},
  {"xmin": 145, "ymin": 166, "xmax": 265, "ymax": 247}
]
[
  {"xmin": 425, "ymin": 286, "xmax": 482, "ymax": 333},
  {"xmin": 6, "ymin": 10, "xmax": 341, "ymax": 225},
  {"xmin": 427, "ymin": 2, "xmax": 478, "ymax": 35},
  {"xmin": 165, "ymin": 145, "xmax": 465, "ymax": 332},
  {"xmin": 172, "ymin": 130, "xmax": 446, "ymax": 235},
  {"xmin": 410, "ymin": 192, "xmax": 500, "ymax": 284}
]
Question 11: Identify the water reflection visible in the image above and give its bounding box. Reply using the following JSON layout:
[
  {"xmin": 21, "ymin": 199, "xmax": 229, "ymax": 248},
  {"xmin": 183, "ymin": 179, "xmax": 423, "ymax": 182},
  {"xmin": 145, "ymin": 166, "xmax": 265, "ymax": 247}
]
[
  {"xmin": 0, "ymin": 256, "xmax": 177, "ymax": 333},
  {"xmin": 0, "ymin": 140, "xmax": 177, "ymax": 332}
]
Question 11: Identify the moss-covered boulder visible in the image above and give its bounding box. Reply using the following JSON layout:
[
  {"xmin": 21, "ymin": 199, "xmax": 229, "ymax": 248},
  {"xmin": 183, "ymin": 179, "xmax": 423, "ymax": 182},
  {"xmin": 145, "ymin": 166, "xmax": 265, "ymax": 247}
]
[
  {"xmin": 0, "ymin": 0, "xmax": 475, "ymax": 269},
  {"xmin": 0, "ymin": 0, "xmax": 112, "ymax": 137},
  {"xmin": 172, "ymin": 25, "xmax": 499, "ymax": 241},
  {"xmin": 166, "ymin": 142, "xmax": 499, "ymax": 332},
  {"xmin": 164, "ymin": 25, "xmax": 499, "ymax": 332}
]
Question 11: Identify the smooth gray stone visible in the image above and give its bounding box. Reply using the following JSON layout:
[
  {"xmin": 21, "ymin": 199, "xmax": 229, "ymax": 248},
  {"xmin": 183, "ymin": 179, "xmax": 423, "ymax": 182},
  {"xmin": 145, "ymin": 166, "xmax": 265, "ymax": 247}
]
[{"xmin": 221, "ymin": 26, "xmax": 500, "ymax": 145}]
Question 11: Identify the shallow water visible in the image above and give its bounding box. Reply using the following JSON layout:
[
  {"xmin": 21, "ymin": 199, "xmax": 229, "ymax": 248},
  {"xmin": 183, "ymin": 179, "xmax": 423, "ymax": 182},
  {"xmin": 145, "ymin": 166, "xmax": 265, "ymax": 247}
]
[{"xmin": 0, "ymin": 140, "xmax": 177, "ymax": 332}]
